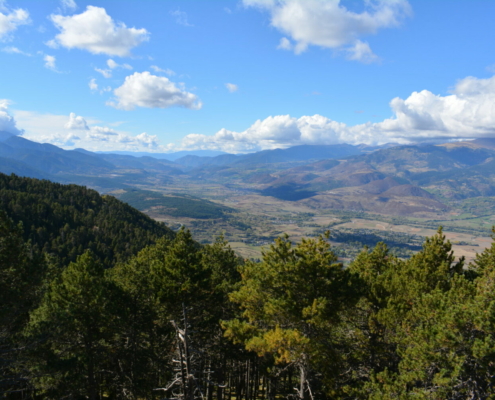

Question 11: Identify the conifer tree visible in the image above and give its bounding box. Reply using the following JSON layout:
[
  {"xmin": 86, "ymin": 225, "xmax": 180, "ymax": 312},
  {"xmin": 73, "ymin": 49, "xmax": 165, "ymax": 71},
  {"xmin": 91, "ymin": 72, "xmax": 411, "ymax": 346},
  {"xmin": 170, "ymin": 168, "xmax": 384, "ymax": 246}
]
[
  {"xmin": 223, "ymin": 233, "xmax": 350, "ymax": 399},
  {"xmin": 0, "ymin": 211, "xmax": 45, "ymax": 396},
  {"xmin": 27, "ymin": 251, "xmax": 115, "ymax": 399}
]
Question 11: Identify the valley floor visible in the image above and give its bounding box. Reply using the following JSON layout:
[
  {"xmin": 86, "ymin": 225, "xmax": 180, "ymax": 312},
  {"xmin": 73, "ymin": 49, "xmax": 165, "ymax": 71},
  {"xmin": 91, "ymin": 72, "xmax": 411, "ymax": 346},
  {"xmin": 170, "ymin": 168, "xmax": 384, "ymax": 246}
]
[{"xmin": 111, "ymin": 181, "xmax": 495, "ymax": 263}]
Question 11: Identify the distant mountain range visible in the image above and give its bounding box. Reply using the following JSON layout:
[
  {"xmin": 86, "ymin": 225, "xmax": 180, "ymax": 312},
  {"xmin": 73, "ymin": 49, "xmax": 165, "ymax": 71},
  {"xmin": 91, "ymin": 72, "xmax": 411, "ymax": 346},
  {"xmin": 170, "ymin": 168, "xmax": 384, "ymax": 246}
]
[
  {"xmin": 2, "ymin": 131, "xmax": 495, "ymax": 217},
  {"xmin": 96, "ymin": 149, "xmax": 228, "ymax": 161}
]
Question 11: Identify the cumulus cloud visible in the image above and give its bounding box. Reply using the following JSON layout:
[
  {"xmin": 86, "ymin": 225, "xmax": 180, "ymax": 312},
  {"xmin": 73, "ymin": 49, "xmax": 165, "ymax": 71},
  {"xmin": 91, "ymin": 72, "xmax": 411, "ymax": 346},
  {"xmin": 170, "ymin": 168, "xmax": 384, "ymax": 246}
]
[
  {"xmin": 135, "ymin": 132, "xmax": 160, "ymax": 147},
  {"xmin": 244, "ymin": 0, "xmax": 411, "ymax": 61},
  {"xmin": 49, "ymin": 6, "xmax": 149, "ymax": 56},
  {"xmin": 346, "ymin": 40, "xmax": 378, "ymax": 64},
  {"xmin": 0, "ymin": 99, "xmax": 22, "ymax": 135},
  {"xmin": 177, "ymin": 74, "xmax": 495, "ymax": 152},
  {"xmin": 89, "ymin": 78, "xmax": 98, "ymax": 91},
  {"xmin": 65, "ymin": 112, "xmax": 88, "ymax": 130},
  {"xmin": 225, "ymin": 83, "xmax": 238, "ymax": 93},
  {"xmin": 44, "ymin": 54, "xmax": 57, "ymax": 71},
  {"xmin": 16, "ymin": 110, "xmax": 163, "ymax": 151},
  {"xmin": 0, "ymin": 2, "xmax": 29, "ymax": 41},
  {"xmin": 376, "ymin": 75, "xmax": 495, "ymax": 139},
  {"xmin": 277, "ymin": 37, "xmax": 292, "ymax": 50},
  {"xmin": 108, "ymin": 71, "xmax": 202, "ymax": 111}
]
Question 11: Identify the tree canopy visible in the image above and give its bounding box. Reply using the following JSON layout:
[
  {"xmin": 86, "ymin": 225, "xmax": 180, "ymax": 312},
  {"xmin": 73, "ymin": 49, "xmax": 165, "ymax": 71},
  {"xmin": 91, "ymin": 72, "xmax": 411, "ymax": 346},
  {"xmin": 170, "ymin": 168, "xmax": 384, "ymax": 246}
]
[{"xmin": 1, "ymin": 174, "xmax": 495, "ymax": 399}]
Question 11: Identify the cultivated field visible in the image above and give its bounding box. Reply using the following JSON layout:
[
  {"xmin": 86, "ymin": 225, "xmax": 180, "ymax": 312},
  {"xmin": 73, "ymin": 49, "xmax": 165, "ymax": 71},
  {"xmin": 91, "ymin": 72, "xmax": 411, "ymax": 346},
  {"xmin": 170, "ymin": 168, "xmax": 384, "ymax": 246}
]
[{"xmin": 122, "ymin": 182, "xmax": 495, "ymax": 263}]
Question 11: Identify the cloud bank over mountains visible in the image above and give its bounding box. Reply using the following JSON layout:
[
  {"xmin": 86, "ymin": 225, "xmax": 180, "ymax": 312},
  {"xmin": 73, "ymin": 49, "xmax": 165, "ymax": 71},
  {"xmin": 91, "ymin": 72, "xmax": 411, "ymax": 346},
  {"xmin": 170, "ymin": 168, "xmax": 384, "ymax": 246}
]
[
  {"xmin": 12, "ymin": 109, "xmax": 161, "ymax": 152},
  {"xmin": 179, "ymin": 74, "xmax": 495, "ymax": 152},
  {"xmin": 244, "ymin": 0, "xmax": 411, "ymax": 62},
  {"xmin": 4, "ymin": 73, "xmax": 495, "ymax": 153},
  {"xmin": 0, "ymin": 100, "xmax": 23, "ymax": 136}
]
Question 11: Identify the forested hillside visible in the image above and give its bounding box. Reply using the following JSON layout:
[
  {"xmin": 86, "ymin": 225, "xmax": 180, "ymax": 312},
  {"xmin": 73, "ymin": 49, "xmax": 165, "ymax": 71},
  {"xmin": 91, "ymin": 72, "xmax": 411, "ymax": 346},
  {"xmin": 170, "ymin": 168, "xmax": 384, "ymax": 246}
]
[
  {"xmin": 0, "ymin": 173, "xmax": 174, "ymax": 267},
  {"xmin": 1, "ymin": 174, "xmax": 495, "ymax": 399}
]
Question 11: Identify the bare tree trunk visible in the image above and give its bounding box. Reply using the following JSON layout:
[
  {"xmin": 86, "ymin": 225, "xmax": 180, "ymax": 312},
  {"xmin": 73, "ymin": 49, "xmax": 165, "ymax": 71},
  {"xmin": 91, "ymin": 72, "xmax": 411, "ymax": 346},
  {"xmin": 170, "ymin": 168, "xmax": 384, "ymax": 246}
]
[{"xmin": 299, "ymin": 364, "xmax": 306, "ymax": 400}]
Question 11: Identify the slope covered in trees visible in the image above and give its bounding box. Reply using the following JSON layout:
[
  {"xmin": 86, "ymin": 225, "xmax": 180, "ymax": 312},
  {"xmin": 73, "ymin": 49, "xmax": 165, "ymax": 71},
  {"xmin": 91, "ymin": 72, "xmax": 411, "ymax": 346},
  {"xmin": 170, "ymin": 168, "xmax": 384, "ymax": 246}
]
[
  {"xmin": 1, "ymin": 174, "xmax": 495, "ymax": 399},
  {"xmin": 117, "ymin": 189, "xmax": 236, "ymax": 219},
  {"xmin": 0, "ymin": 173, "xmax": 174, "ymax": 267}
]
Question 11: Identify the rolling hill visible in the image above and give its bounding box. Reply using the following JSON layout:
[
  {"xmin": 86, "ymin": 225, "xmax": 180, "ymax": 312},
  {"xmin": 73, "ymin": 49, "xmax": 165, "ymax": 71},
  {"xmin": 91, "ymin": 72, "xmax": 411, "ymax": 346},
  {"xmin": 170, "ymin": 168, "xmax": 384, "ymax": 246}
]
[{"xmin": 2, "ymin": 131, "xmax": 495, "ymax": 218}]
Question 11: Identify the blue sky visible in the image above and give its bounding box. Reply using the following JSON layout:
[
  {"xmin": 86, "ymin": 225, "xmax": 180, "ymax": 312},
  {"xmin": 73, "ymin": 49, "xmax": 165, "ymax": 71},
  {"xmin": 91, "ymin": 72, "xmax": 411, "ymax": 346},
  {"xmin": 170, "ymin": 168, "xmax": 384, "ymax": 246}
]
[{"xmin": 1, "ymin": 0, "xmax": 495, "ymax": 153}]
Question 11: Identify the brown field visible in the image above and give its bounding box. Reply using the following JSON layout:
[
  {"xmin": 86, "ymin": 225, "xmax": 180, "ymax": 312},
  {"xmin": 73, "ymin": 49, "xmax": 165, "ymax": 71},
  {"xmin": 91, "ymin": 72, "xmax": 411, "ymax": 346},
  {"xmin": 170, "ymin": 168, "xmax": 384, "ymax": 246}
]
[
  {"xmin": 132, "ymin": 182, "xmax": 494, "ymax": 262},
  {"xmin": 334, "ymin": 219, "xmax": 492, "ymax": 263}
]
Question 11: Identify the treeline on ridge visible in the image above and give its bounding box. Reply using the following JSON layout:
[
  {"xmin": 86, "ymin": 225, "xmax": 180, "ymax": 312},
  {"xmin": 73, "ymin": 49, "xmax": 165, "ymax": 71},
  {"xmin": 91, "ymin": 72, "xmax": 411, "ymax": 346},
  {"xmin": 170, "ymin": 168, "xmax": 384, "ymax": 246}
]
[
  {"xmin": 117, "ymin": 189, "xmax": 235, "ymax": 220},
  {"xmin": 2, "ymin": 174, "xmax": 495, "ymax": 399}
]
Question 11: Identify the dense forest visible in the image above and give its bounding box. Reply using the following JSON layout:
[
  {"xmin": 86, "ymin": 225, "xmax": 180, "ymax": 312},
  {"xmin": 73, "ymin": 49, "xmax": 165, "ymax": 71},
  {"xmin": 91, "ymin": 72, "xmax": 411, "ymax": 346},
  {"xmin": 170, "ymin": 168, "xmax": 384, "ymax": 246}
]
[
  {"xmin": 0, "ymin": 174, "xmax": 174, "ymax": 268},
  {"xmin": 1, "ymin": 173, "xmax": 495, "ymax": 399}
]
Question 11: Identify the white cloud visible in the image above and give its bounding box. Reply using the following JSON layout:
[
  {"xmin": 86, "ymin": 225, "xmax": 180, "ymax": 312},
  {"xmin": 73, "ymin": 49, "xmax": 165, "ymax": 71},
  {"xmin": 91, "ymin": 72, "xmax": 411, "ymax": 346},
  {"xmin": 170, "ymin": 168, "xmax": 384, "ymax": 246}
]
[
  {"xmin": 107, "ymin": 58, "xmax": 132, "ymax": 70},
  {"xmin": 0, "ymin": 3, "xmax": 29, "ymax": 41},
  {"xmin": 107, "ymin": 59, "xmax": 118, "ymax": 69},
  {"xmin": 44, "ymin": 54, "xmax": 57, "ymax": 71},
  {"xmin": 50, "ymin": 6, "xmax": 149, "ymax": 56},
  {"xmin": 95, "ymin": 67, "xmax": 112, "ymax": 78},
  {"xmin": 15, "ymin": 110, "xmax": 164, "ymax": 151},
  {"xmin": 135, "ymin": 132, "xmax": 160, "ymax": 147},
  {"xmin": 150, "ymin": 65, "xmax": 175, "ymax": 76},
  {"xmin": 177, "ymin": 74, "xmax": 495, "ymax": 152},
  {"xmin": 0, "ymin": 99, "xmax": 23, "ymax": 135},
  {"xmin": 225, "ymin": 83, "xmax": 238, "ymax": 93},
  {"xmin": 375, "ymin": 75, "xmax": 495, "ymax": 139},
  {"xmin": 1, "ymin": 46, "xmax": 30, "ymax": 55},
  {"xmin": 346, "ymin": 40, "xmax": 379, "ymax": 64},
  {"xmin": 170, "ymin": 9, "xmax": 193, "ymax": 27},
  {"xmin": 277, "ymin": 37, "xmax": 292, "ymax": 51},
  {"xmin": 65, "ymin": 112, "xmax": 88, "ymax": 130},
  {"xmin": 244, "ymin": 0, "xmax": 411, "ymax": 60},
  {"xmin": 60, "ymin": 0, "xmax": 77, "ymax": 12},
  {"xmin": 89, "ymin": 78, "xmax": 98, "ymax": 91},
  {"xmin": 108, "ymin": 71, "xmax": 202, "ymax": 111}
]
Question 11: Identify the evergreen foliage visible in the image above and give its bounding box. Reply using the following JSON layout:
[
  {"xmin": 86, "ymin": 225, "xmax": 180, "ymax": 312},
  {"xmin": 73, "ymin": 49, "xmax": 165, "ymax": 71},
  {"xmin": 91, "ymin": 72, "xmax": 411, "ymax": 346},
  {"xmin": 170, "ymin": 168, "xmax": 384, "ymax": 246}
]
[
  {"xmin": 0, "ymin": 173, "xmax": 174, "ymax": 267},
  {"xmin": 2, "ymin": 173, "xmax": 495, "ymax": 399},
  {"xmin": 0, "ymin": 211, "xmax": 45, "ymax": 395},
  {"xmin": 118, "ymin": 189, "xmax": 235, "ymax": 219}
]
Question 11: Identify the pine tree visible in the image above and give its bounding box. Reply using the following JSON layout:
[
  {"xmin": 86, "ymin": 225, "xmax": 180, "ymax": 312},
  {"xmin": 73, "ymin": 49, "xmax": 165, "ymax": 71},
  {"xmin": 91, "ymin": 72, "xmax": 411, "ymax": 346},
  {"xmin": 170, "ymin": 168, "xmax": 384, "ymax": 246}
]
[
  {"xmin": 223, "ymin": 233, "xmax": 351, "ymax": 399},
  {"xmin": 27, "ymin": 251, "xmax": 116, "ymax": 399},
  {"xmin": 0, "ymin": 211, "xmax": 45, "ymax": 396}
]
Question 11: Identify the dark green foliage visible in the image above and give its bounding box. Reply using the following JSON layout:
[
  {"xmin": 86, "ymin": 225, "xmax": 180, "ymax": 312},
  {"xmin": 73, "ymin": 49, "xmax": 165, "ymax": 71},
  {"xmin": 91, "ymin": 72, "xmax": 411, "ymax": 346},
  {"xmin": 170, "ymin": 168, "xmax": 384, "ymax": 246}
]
[
  {"xmin": 344, "ymin": 230, "xmax": 495, "ymax": 399},
  {"xmin": 224, "ymin": 233, "xmax": 355, "ymax": 399},
  {"xmin": 118, "ymin": 189, "xmax": 236, "ymax": 219},
  {"xmin": 261, "ymin": 184, "xmax": 317, "ymax": 201},
  {"xmin": 0, "ymin": 173, "xmax": 174, "ymax": 267},
  {"xmin": 0, "ymin": 211, "xmax": 45, "ymax": 395},
  {"xmin": 5, "ymin": 172, "xmax": 495, "ymax": 399},
  {"xmin": 24, "ymin": 228, "xmax": 244, "ymax": 399},
  {"xmin": 27, "ymin": 251, "xmax": 125, "ymax": 400}
]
